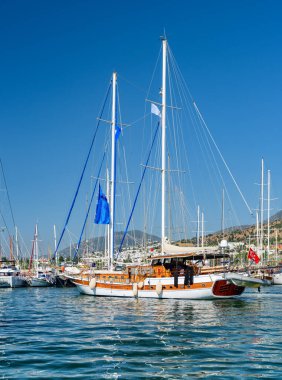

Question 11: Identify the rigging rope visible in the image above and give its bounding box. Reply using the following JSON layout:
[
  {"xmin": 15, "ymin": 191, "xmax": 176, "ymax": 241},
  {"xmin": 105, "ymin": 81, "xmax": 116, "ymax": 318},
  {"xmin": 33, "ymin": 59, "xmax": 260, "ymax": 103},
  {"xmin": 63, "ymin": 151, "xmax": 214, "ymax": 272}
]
[
  {"xmin": 116, "ymin": 121, "xmax": 160, "ymax": 257},
  {"xmin": 0, "ymin": 159, "xmax": 16, "ymax": 228},
  {"xmin": 193, "ymin": 102, "xmax": 253, "ymax": 216},
  {"xmin": 53, "ymin": 81, "xmax": 111, "ymax": 260},
  {"xmin": 73, "ymin": 151, "xmax": 106, "ymax": 260}
]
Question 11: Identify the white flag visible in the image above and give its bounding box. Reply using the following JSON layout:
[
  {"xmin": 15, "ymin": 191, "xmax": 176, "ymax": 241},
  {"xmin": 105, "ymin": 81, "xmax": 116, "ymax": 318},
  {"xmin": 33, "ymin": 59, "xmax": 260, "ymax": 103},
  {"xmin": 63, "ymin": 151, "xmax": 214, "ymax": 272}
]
[{"xmin": 151, "ymin": 103, "xmax": 161, "ymax": 118}]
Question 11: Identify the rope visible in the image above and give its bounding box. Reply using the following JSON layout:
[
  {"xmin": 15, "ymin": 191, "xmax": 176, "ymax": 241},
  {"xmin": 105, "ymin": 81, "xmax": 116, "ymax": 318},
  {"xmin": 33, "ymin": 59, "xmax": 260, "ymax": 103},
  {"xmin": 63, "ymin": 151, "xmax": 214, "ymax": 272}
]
[
  {"xmin": 116, "ymin": 121, "xmax": 160, "ymax": 257},
  {"xmin": 73, "ymin": 151, "xmax": 106, "ymax": 260},
  {"xmin": 53, "ymin": 81, "xmax": 111, "ymax": 260},
  {"xmin": 193, "ymin": 102, "xmax": 253, "ymax": 216},
  {"xmin": 0, "ymin": 159, "xmax": 16, "ymax": 227}
]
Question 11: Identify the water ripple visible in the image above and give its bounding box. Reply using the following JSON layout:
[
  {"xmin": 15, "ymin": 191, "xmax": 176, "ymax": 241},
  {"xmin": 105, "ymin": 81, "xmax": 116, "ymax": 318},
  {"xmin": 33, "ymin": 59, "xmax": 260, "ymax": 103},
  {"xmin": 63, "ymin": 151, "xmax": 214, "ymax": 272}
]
[{"xmin": 1, "ymin": 287, "xmax": 282, "ymax": 378}]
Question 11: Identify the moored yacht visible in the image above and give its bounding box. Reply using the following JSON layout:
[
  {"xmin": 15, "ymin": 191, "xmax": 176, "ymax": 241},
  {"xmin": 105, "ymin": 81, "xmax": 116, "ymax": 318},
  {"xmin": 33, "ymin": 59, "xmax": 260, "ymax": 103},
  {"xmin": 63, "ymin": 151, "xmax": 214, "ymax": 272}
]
[
  {"xmin": 27, "ymin": 225, "xmax": 54, "ymax": 287},
  {"xmin": 69, "ymin": 38, "xmax": 269, "ymax": 300},
  {"xmin": 0, "ymin": 261, "xmax": 27, "ymax": 288}
]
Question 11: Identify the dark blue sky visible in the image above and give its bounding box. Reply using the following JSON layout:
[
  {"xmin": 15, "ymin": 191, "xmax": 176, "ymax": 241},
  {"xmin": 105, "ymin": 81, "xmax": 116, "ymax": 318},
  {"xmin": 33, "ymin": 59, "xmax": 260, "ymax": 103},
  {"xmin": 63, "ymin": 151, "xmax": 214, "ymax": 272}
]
[{"xmin": 0, "ymin": 0, "xmax": 281, "ymax": 252}]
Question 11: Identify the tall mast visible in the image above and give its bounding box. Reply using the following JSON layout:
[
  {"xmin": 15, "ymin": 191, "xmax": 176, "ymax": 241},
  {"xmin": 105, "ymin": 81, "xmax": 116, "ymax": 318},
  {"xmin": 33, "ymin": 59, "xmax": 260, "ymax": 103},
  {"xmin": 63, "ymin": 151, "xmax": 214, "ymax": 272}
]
[
  {"xmin": 85, "ymin": 194, "xmax": 89, "ymax": 257},
  {"xmin": 53, "ymin": 225, "xmax": 57, "ymax": 265},
  {"xmin": 161, "ymin": 38, "xmax": 167, "ymax": 253},
  {"xmin": 197, "ymin": 205, "xmax": 200, "ymax": 247},
  {"xmin": 201, "ymin": 212, "xmax": 204, "ymax": 248},
  {"xmin": 260, "ymin": 158, "xmax": 264, "ymax": 251},
  {"xmin": 15, "ymin": 226, "xmax": 19, "ymax": 261},
  {"xmin": 109, "ymin": 72, "xmax": 117, "ymax": 269},
  {"xmin": 168, "ymin": 153, "xmax": 171, "ymax": 242},
  {"xmin": 9, "ymin": 236, "xmax": 13, "ymax": 260},
  {"xmin": 275, "ymin": 229, "xmax": 278, "ymax": 261},
  {"xmin": 267, "ymin": 169, "xmax": 271, "ymax": 257},
  {"xmin": 221, "ymin": 188, "xmax": 225, "ymax": 237},
  {"xmin": 106, "ymin": 168, "xmax": 110, "ymax": 268},
  {"xmin": 35, "ymin": 224, "xmax": 38, "ymax": 277},
  {"xmin": 256, "ymin": 211, "xmax": 259, "ymax": 249},
  {"xmin": 69, "ymin": 238, "xmax": 72, "ymax": 260}
]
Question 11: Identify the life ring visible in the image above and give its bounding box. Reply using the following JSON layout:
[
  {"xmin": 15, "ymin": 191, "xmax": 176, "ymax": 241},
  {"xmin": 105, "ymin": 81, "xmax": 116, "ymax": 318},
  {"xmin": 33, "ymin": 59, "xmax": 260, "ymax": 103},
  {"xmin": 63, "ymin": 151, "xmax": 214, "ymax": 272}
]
[
  {"xmin": 156, "ymin": 281, "xmax": 162, "ymax": 295},
  {"xmin": 133, "ymin": 283, "xmax": 138, "ymax": 297},
  {"xmin": 89, "ymin": 278, "xmax": 96, "ymax": 289}
]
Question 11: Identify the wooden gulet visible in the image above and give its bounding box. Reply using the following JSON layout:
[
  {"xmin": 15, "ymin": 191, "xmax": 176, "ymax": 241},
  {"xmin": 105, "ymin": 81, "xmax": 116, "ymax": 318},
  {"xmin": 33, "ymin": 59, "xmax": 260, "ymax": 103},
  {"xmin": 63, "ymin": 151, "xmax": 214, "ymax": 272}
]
[
  {"xmin": 72, "ymin": 256, "xmax": 245, "ymax": 299},
  {"xmin": 70, "ymin": 39, "xmax": 251, "ymax": 300}
]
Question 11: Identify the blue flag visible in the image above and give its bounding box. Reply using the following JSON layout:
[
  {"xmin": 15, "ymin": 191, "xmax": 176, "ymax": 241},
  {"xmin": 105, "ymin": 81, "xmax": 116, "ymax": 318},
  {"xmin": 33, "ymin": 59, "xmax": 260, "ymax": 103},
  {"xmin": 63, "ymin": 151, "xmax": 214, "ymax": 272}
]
[{"xmin": 94, "ymin": 184, "xmax": 110, "ymax": 224}]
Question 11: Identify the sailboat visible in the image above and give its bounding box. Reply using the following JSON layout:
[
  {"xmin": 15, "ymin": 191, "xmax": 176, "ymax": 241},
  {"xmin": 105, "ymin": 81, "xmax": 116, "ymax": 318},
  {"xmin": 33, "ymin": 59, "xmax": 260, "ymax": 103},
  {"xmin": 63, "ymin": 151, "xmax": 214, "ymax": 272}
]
[
  {"xmin": 245, "ymin": 160, "xmax": 282, "ymax": 285},
  {"xmin": 0, "ymin": 233, "xmax": 27, "ymax": 288},
  {"xmin": 27, "ymin": 225, "xmax": 54, "ymax": 287},
  {"xmin": 70, "ymin": 39, "xmax": 269, "ymax": 299}
]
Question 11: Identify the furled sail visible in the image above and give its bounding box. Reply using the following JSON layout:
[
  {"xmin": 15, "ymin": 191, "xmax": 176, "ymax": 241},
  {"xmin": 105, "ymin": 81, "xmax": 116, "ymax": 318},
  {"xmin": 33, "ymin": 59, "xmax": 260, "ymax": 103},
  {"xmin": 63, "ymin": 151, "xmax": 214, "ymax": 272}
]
[{"xmin": 94, "ymin": 184, "xmax": 110, "ymax": 224}]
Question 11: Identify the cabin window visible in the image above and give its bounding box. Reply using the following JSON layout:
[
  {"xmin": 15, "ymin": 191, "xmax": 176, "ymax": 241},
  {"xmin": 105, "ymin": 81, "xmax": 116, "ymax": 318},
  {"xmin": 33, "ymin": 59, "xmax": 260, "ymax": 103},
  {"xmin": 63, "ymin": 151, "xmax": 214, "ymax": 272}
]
[
  {"xmin": 152, "ymin": 259, "xmax": 163, "ymax": 266},
  {"xmin": 164, "ymin": 258, "xmax": 171, "ymax": 264}
]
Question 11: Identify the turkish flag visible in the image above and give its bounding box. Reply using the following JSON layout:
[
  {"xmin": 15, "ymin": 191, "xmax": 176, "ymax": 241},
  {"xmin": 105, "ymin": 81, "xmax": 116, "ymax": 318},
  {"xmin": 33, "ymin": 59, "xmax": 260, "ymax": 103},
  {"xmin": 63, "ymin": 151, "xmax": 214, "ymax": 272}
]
[{"xmin": 248, "ymin": 248, "xmax": 260, "ymax": 264}]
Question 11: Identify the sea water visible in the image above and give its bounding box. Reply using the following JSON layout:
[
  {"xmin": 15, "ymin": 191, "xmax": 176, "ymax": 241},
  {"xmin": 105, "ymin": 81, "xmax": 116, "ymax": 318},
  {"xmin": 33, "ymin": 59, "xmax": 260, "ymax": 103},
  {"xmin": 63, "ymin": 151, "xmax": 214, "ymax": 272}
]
[{"xmin": 1, "ymin": 286, "xmax": 282, "ymax": 379}]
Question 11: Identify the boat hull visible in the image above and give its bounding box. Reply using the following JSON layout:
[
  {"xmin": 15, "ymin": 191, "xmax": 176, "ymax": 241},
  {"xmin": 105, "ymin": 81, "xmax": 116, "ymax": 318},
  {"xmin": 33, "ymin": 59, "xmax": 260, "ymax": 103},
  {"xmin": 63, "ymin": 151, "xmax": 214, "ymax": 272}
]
[
  {"xmin": 0, "ymin": 277, "xmax": 27, "ymax": 288},
  {"xmin": 0, "ymin": 278, "xmax": 10, "ymax": 288},
  {"xmin": 272, "ymin": 272, "xmax": 282, "ymax": 285},
  {"xmin": 28, "ymin": 278, "xmax": 52, "ymax": 287},
  {"xmin": 224, "ymin": 273, "xmax": 272, "ymax": 288},
  {"xmin": 72, "ymin": 275, "xmax": 245, "ymax": 300}
]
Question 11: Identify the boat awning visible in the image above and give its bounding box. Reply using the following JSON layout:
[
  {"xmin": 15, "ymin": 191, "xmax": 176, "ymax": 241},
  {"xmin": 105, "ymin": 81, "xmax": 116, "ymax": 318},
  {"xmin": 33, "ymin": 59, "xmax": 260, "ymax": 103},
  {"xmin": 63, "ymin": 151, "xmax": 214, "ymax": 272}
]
[{"xmin": 150, "ymin": 251, "xmax": 229, "ymax": 261}]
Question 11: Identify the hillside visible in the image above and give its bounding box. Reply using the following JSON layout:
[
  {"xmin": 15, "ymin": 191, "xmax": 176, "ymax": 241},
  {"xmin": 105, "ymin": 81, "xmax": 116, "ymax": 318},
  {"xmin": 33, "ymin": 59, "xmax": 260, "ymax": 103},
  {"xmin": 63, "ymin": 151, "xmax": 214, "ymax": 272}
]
[
  {"xmin": 59, "ymin": 230, "xmax": 160, "ymax": 258},
  {"xmin": 205, "ymin": 210, "xmax": 282, "ymax": 246},
  {"xmin": 59, "ymin": 211, "xmax": 282, "ymax": 258},
  {"xmin": 270, "ymin": 210, "xmax": 282, "ymax": 222}
]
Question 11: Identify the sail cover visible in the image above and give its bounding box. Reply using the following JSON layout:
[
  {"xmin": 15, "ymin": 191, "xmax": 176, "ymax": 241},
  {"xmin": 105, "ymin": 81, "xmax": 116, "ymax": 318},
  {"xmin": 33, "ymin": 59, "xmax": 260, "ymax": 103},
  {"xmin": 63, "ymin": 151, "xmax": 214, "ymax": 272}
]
[
  {"xmin": 94, "ymin": 184, "xmax": 110, "ymax": 224},
  {"xmin": 163, "ymin": 241, "xmax": 218, "ymax": 254}
]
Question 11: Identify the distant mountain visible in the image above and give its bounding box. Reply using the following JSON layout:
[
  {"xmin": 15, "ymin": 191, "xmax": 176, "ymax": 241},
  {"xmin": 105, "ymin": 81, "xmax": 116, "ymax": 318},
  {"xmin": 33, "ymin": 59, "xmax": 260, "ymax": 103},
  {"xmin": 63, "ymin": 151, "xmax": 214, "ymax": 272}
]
[
  {"xmin": 59, "ymin": 230, "xmax": 160, "ymax": 258},
  {"xmin": 270, "ymin": 210, "xmax": 282, "ymax": 222}
]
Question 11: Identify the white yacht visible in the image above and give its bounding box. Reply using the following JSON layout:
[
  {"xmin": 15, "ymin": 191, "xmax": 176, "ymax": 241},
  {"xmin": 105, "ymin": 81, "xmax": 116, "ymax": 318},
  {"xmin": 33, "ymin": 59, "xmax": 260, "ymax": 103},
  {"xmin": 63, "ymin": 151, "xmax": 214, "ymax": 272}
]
[{"xmin": 0, "ymin": 263, "xmax": 27, "ymax": 288}]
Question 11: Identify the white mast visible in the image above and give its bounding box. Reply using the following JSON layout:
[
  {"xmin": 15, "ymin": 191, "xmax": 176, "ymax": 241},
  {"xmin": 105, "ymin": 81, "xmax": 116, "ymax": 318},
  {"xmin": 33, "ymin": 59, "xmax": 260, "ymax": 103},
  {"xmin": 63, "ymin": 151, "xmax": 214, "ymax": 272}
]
[
  {"xmin": 275, "ymin": 229, "xmax": 278, "ymax": 262},
  {"xmin": 221, "ymin": 188, "xmax": 225, "ymax": 237},
  {"xmin": 53, "ymin": 225, "xmax": 57, "ymax": 265},
  {"xmin": 109, "ymin": 72, "xmax": 117, "ymax": 269},
  {"xmin": 256, "ymin": 211, "xmax": 259, "ymax": 249},
  {"xmin": 201, "ymin": 212, "xmax": 204, "ymax": 248},
  {"xmin": 197, "ymin": 205, "xmax": 200, "ymax": 247},
  {"xmin": 15, "ymin": 226, "xmax": 19, "ymax": 261},
  {"xmin": 267, "ymin": 169, "xmax": 271, "ymax": 257},
  {"xmin": 106, "ymin": 168, "xmax": 110, "ymax": 268},
  {"xmin": 168, "ymin": 153, "xmax": 171, "ymax": 242},
  {"xmin": 35, "ymin": 224, "xmax": 39, "ymax": 278},
  {"xmin": 161, "ymin": 38, "xmax": 167, "ymax": 253},
  {"xmin": 260, "ymin": 158, "xmax": 264, "ymax": 251}
]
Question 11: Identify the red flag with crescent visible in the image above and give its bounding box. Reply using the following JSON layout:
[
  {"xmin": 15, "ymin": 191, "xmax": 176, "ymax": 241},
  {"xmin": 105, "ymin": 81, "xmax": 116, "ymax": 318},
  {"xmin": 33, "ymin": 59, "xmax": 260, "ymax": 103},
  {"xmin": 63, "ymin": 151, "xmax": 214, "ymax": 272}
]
[{"xmin": 248, "ymin": 248, "xmax": 260, "ymax": 264}]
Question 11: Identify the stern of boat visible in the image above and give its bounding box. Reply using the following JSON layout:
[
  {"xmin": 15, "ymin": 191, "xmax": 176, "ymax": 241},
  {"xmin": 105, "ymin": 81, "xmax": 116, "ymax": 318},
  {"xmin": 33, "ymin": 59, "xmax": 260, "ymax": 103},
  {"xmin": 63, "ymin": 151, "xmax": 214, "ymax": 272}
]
[{"xmin": 212, "ymin": 279, "xmax": 245, "ymax": 298}]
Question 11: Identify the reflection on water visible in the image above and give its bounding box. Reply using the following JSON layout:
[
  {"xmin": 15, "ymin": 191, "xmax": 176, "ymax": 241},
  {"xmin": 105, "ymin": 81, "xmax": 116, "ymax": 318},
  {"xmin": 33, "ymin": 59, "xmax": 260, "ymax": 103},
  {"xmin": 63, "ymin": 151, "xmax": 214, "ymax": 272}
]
[{"xmin": 1, "ymin": 287, "xmax": 282, "ymax": 378}]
